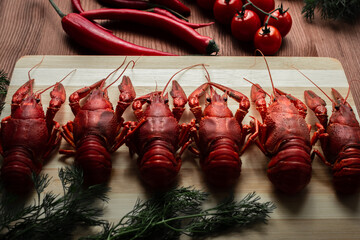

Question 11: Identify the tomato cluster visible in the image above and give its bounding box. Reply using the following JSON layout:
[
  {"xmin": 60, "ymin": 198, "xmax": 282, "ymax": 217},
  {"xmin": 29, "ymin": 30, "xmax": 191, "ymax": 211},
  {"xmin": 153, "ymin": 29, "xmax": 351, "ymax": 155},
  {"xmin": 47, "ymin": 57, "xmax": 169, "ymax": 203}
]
[{"xmin": 196, "ymin": 0, "xmax": 292, "ymax": 55}]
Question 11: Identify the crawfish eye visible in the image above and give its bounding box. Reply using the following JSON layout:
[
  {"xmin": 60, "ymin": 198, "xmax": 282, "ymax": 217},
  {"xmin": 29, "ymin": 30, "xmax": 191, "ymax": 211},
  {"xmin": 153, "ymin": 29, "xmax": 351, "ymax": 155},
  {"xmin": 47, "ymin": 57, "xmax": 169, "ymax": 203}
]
[
  {"xmin": 146, "ymin": 99, "xmax": 151, "ymax": 104},
  {"xmin": 206, "ymin": 97, "xmax": 211, "ymax": 102},
  {"xmin": 164, "ymin": 99, "xmax": 169, "ymax": 104},
  {"xmin": 223, "ymin": 97, "xmax": 228, "ymax": 102},
  {"xmin": 36, "ymin": 98, "xmax": 40, "ymax": 103}
]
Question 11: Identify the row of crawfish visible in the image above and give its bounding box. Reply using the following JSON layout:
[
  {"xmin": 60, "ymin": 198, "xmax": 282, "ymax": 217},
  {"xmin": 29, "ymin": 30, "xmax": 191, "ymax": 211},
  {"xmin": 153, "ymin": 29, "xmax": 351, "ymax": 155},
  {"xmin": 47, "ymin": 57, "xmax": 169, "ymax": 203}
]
[{"xmin": 1, "ymin": 61, "xmax": 360, "ymax": 195}]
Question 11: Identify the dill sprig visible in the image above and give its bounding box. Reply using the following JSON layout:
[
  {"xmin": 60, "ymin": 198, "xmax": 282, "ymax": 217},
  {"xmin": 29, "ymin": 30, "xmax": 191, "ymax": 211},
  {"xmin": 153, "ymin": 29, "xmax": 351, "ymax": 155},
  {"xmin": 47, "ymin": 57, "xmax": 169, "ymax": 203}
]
[
  {"xmin": 0, "ymin": 166, "xmax": 110, "ymax": 240},
  {"xmin": 0, "ymin": 70, "xmax": 10, "ymax": 111},
  {"xmin": 83, "ymin": 188, "xmax": 275, "ymax": 240},
  {"xmin": 302, "ymin": 0, "xmax": 360, "ymax": 21}
]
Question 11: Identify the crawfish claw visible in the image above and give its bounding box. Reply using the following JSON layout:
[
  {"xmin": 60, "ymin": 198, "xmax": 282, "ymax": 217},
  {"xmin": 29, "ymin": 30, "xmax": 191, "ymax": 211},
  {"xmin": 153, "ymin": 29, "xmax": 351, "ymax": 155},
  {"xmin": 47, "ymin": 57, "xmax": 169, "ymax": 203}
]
[
  {"xmin": 118, "ymin": 75, "xmax": 136, "ymax": 103},
  {"xmin": 170, "ymin": 80, "xmax": 187, "ymax": 108},
  {"xmin": 49, "ymin": 82, "xmax": 66, "ymax": 109},
  {"xmin": 188, "ymin": 82, "xmax": 209, "ymax": 108},
  {"xmin": 69, "ymin": 79, "xmax": 105, "ymax": 104},
  {"xmin": 12, "ymin": 79, "xmax": 34, "ymax": 105},
  {"xmin": 304, "ymin": 90, "xmax": 328, "ymax": 127}
]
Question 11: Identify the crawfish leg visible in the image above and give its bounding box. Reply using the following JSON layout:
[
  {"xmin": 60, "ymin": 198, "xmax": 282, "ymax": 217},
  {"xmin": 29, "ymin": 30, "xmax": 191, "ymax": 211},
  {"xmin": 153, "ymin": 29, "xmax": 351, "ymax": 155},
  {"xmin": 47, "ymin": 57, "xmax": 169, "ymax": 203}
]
[
  {"xmin": 170, "ymin": 80, "xmax": 187, "ymax": 121},
  {"xmin": 210, "ymin": 82, "xmax": 251, "ymax": 124},
  {"xmin": 110, "ymin": 119, "xmax": 146, "ymax": 152},
  {"xmin": 115, "ymin": 76, "xmax": 136, "ymax": 123},
  {"xmin": 241, "ymin": 117, "xmax": 267, "ymax": 155},
  {"xmin": 61, "ymin": 121, "xmax": 76, "ymax": 148},
  {"xmin": 187, "ymin": 120, "xmax": 201, "ymax": 156},
  {"xmin": 43, "ymin": 121, "xmax": 62, "ymax": 159},
  {"xmin": 177, "ymin": 122, "xmax": 194, "ymax": 157},
  {"xmin": 188, "ymin": 83, "xmax": 209, "ymax": 122}
]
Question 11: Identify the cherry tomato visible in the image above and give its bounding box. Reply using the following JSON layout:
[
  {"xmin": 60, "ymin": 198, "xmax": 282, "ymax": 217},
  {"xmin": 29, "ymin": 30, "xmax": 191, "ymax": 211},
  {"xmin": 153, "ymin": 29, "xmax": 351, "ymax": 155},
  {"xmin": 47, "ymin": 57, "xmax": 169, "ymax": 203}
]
[
  {"xmin": 264, "ymin": 9, "xmax": 292, "ymax": 37},
  {"xmin": 197, "ymin": 0, "xmax": 217, "ymax": 11},
  {"xmin": 246, "ymin": 0, "xmax": 274, "ymax": 21},
  {"xmin": 231, "ymin": 10, "xmax": 261, "ymax": 41},
  {"xmin": 213, "ymin": 0, "xmax": 243, "ymax": 25},
  {"xmin": 254, "ymin": 25, "xmax": 282, "ymax": 55}
]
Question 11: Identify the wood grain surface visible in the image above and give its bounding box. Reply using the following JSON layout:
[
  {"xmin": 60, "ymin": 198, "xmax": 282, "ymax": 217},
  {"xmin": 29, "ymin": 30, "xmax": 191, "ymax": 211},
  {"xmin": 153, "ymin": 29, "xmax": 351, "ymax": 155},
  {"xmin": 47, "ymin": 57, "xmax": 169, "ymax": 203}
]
[
  {"xmin": 2, "ymin": 55, "xmax": 360, "ymax": 239},
  {"xmin": 0, "ymin": 0, "xmax": 360, "ymax": 112}
]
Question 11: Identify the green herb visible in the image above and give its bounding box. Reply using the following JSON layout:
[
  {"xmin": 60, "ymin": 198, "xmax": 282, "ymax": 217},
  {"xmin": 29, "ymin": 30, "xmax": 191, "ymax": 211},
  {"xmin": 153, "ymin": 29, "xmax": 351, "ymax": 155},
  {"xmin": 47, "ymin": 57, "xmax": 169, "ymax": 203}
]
[
  {"xmin": 82, "ymin": 188, "xmax": 275, "ymax": 240},
  {"xmin": 0, "ymin": 70, "xmax": 10, "ymax": 111},
  {"xmin": 302, "ymin": 0, "xmax": 360, "ymax": 21},
  {"xmin": 0, "ymin": 166, "xmax": 110, "ymax": 240}
]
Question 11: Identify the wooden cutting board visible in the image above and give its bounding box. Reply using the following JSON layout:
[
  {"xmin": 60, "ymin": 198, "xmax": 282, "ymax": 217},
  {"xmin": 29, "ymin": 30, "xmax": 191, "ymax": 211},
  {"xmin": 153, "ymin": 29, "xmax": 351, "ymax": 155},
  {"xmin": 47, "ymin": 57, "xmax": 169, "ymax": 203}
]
[{"xmin": 2, "ymin": 56, "xmax": 360, "ymax": 239}]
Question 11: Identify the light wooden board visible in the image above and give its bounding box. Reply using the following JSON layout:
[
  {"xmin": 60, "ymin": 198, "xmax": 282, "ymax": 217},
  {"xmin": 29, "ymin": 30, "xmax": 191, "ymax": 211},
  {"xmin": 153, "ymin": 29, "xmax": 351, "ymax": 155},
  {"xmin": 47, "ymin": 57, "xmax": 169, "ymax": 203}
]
[{"xmin": 2, "ymin": 56, "xmax": 360, "ymax": 239}]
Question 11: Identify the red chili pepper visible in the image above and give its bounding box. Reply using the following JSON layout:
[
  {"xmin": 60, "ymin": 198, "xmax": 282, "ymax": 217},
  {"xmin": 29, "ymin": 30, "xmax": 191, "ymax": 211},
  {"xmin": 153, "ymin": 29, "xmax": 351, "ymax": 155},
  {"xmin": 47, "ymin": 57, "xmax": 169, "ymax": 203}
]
[
  {"xmin": 80, "ymin": 9, "xmax": 219, "ymax": 55},
  {"xmin": 150, "ymin": 0, "xmax": 191, "ymax": 16},
  {"xmin": 49, "ymin": 0, "xmax": 175, "ymax": 55},
  {"xmin": 71, "ymin": 0, "xmax": 114, "ymax": 34},
  {"xmin": 71, "ymin": 0, "xmax": 84, "ymax": 13},
  {"xmin": 146, "ymin": 8, "xmax": 214, "ymax": 29},
  {"xmin": 98, "ymin": 0, "xmax": 150, "ymax": 10}
]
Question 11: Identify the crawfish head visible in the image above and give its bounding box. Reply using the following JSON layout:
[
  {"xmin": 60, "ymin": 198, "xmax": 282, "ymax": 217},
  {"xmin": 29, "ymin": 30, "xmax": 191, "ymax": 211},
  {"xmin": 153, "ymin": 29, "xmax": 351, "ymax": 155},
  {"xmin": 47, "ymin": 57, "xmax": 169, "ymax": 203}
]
[
  {"xmin": 12, "ymin": 94, "xmax": 45, "ymax": 119},
  {"xmin": 80, "ymin": 88, "xmax": 113, "ymax": 111},
  {"xmin": 138, "ymin": 92, "xmax": 173, "ymax": 118},
  {"xmin": 203, "ymin": 91, "xmax": 233, "ymax": 118}
]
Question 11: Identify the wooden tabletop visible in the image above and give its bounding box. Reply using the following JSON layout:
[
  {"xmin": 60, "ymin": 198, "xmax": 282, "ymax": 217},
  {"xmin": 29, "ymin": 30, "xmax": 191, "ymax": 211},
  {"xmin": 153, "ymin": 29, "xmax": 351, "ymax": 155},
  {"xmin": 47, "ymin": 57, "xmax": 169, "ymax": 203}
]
[{"xmin": 1, "ymin": 0, "xmax": 360, "ymax": 110}]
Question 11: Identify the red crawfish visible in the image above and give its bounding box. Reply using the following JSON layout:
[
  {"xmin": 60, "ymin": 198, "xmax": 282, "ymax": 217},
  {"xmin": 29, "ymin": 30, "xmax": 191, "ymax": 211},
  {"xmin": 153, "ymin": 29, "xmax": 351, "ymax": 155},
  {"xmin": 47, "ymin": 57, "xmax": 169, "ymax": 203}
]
[
  {"xmin": 0, "ymin": 62, "xmax": 68, "ymax": 194},
  {"xmin": 124, "ymin": 66, "xmax": 197, "ymax": 189},
  {"xmin": 246, "ymin": 58, "xmax": 312, "ymax": 194},
  {"xmin": 187, "ymin": 70, "xmax": 251, "ymax": 187},
  {"xmin": 302, "ymin": 73, "xmax": 360, "ymax": 193},
  {"xmin": 60, "ymin": 60, "xmax": 136, "ymax": 186}
]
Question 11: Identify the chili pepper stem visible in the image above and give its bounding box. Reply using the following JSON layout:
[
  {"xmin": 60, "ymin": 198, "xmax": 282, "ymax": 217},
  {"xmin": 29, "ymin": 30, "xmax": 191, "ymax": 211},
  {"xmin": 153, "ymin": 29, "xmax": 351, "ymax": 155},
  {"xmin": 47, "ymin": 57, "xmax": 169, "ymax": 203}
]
[
  {"xmin": 206, "ymin": 40, "xmax": 219, "ymax": 55},
  {"xmin": 49, "ymin": 0, "xmax": 66, "ymax": 18}
]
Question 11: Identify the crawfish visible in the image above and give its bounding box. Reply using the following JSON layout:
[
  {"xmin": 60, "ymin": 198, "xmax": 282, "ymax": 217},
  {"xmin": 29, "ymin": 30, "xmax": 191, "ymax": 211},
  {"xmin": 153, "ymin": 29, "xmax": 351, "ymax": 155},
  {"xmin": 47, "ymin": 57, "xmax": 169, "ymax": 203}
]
[
  {"xmin": 0, "ymin": 62, "xmax": 67, "ymax": 194},
  {"xmin": 187, "ymin": 71, "xmax": 250, "ymax": 187},
  {"xmin": 304, "ymin": 84, "xmax": 360, "ymax": 193},
  {"xmin": 246, "ymin": 58, "xmax": 312, "ymax": 194},
  {"xmin": 125, "ymin": 67, "xmax": 195, "ymax": 189},
  {"xmin": 60, "ymin": 61, "xmax": 136, "ymax": 186}
]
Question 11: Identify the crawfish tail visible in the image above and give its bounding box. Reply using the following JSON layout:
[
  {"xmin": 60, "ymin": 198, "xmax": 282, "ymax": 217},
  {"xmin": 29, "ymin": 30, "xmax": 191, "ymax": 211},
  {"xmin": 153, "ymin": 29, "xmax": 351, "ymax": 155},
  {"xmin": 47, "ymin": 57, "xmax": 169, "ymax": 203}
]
[
  {"xmin": 1, "ymin": 147, "xmax": 40, "ymax": 194},
  {"xmin": 138, "ymin": 139, "xmax": 180, "ymax": 188},
  {"xmin": 332, "ymin": 146, "xmax": 360, "ymax": 194},
  {"xmin": 201, "ymin": 138, "xmax": 241, "ymax": 187},
  {"xmin": 75, "ymin": 135, "xmax": 112, "ymax": 186},
  {"xmin": 267, "ymin": 139, "xmax": 312, "ymax": 194}
]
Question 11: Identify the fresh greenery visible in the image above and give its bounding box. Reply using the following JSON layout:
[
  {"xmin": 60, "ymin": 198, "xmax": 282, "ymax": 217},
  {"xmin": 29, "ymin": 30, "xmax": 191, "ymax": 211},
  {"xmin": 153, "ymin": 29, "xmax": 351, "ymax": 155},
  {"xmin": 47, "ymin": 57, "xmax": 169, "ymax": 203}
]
[
  {"xmin": 0, "ymin": 167, "xmax": 110, "ymax": 240},
  {"xmin": 0, "ymin": 70, "xmax": 10, "ymax": 111},
  {"xmin": 0, "ymin": 167, "xmax": 275, "ymax": 239},
  {"xmin": 82, "ymin": 188, "xmax": 275, "ymax": 240},
  {"xmin": 302, "ymin": 0, "xmax": 360, "ymax": 21}
]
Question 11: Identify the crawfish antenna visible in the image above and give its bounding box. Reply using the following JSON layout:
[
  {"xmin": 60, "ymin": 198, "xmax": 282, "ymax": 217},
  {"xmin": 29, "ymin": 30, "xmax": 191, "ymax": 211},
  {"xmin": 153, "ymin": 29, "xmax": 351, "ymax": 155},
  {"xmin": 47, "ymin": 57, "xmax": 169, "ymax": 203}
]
[
  {"xmin": 101, "ymin": 57, "xmax": 128, "ymax": 89},
  {"xmin": 243, "ymin": 77, "xmax": 271, "ymax": 98},
  {"xmin": 161, "ymin": 63, "xmax": 207, "ymax": 97},
  {"xmin": 35, "ymin": 69, "xmax": 76, "ymax": 96},
  {"xmin": 256, "ymin": 49, "xmax": 276, "ymax": 95},
  {"xmin": 28, "ymin": 56, "xmax": 44, "ymax": 81},
  {"xmin": 105, "ymin": 59, "xmax": 136, "ymax": 90},
  {"xmin": 202, "ymin": 64, "xmax": 211, "ymax": 83},
  {"xmin": 28, "ymin": 56, "xmax": 45, "ymax": 94},
  {"xmin": 292, "ymin": 65, "xmax": 335, "ymax": 105},
  {"xmin": 344, "ymin": 86, "xmax": 351, "ymax": 103}
]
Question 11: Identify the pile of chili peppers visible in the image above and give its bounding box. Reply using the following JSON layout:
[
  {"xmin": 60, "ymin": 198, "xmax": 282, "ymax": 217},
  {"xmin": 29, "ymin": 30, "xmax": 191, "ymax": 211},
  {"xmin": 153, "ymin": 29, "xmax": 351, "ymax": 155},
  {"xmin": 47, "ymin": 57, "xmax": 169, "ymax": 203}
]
[{"xmin": 49, "ymin": 0, "xmax": 219, "ymax": 56}]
